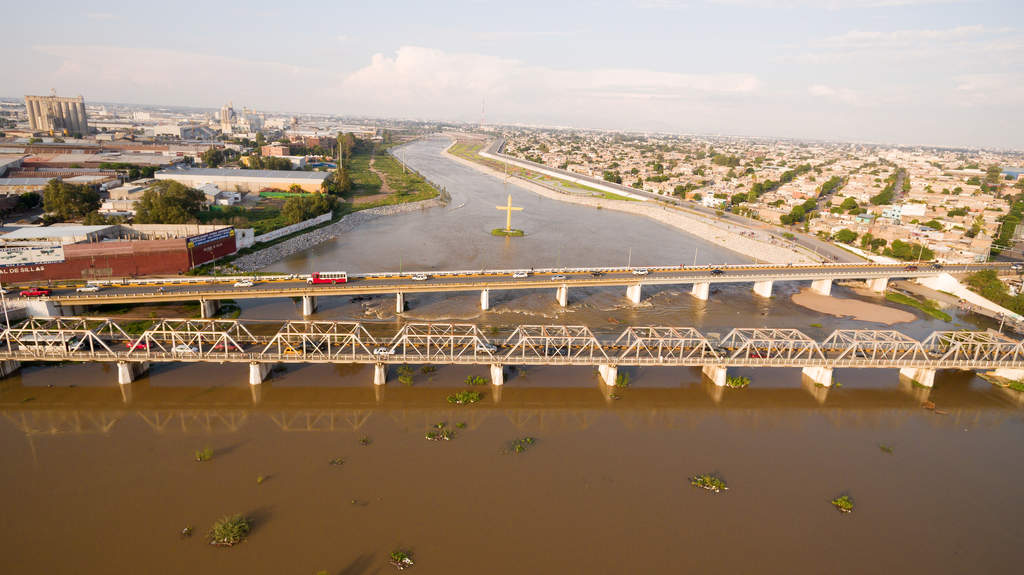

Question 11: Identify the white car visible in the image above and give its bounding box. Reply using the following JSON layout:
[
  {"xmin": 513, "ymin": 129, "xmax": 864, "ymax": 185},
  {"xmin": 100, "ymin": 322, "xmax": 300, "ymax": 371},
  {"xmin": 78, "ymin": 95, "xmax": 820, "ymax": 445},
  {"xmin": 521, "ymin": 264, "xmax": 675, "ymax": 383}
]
[
  {"xmin": 632, "ymin": 268, "xmax": 650, "ymax": 276},
  {"xmin": 512, "ymin": 271, "xmax": 529, "ymax": 278},
  {"xmin": 410, "ymin": 274, "xmax": 429, "ymax": 281},
  {"xmin": 76, "ymin": 285, "xmax": 100, "ymax": 293},
  {"xmin": 373, "ymin": 347, "xmax": 395, "ymax": 356},
  {"xmin": 476, "ymin": 342, "xmax": 497, "ymax": 353},
  {"xmin": 551, "ymin": 274, "xmax": 567, "ymax": 281},
  {"xmin": 171, "ymin": 344, "xmax": 199, "ymax": 354},
  {"xmin": 233, "ymin": 280, "xmax": 255, "ymax": 288}
]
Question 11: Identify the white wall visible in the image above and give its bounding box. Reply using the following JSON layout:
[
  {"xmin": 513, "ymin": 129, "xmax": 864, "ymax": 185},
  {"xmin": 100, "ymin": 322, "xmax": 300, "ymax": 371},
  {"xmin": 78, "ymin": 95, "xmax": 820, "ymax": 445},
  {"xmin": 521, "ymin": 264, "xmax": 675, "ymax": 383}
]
[{"xmin": 253, "ymin": 212, "xmax": 332, "ymax": 244}]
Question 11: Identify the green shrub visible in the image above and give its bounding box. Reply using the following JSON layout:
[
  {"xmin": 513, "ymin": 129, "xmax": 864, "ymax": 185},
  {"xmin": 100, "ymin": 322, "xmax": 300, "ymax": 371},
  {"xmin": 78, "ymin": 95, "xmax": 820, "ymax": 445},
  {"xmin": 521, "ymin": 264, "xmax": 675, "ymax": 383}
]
[
  {"xmin": 465, "ymin": 375, "xmax": 488, "ymax": 386},
  {"xmin": 447, "ymin": 390, "xmax": 482, "ymax": 404},
  {"xmin": 195, "ymin": 447, "xmax": 214, "ymax": 462},
  {"xmin": 831, "ymin": 495, "xmax": 854, "ymax": 513},
  {"xmin": 725, "ymin": 376, "xmax": 750, "ymax": 388}
]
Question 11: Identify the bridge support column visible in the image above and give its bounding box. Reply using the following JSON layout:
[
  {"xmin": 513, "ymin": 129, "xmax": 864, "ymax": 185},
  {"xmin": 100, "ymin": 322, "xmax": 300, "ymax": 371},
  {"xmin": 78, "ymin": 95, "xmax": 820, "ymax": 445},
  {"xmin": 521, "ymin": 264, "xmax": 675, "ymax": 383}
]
[
  {"xmin": 598, "ymin": 364, "xmax": 618, "ymax": 386},
  {"xmin": 866, "ymin": 277, "xmax": 889, "ymax": 293},
  {"xmin": 702, "ymin": 365, "xmax": 727, "ymax": 387},
  {"xmin": 249, "ymin": 362, "xmax": 272, "ymax": 385},
  {"xmin": 302, "ymin": 295, "xmax": 317, "ymax": 316},
  {"xmin": 992, "ymin": 368, "xmax": 1024, "ymax": 382},
  {"xmin": 199, "ymin": 299, "xmax": 219, "ymax": 319},
  {"xmin": 811, "ymin": 279, "xmax": 832, "ymax": 296},
  {"xmin": 802, "ymin": 366, "xmax": 833, "ymax": 387},
  {"xmin": 556, "ymin": 285, "xmax": 568, "ymax": 307},
  {"xmin": 490, "ymin": 363, "xmax": 504, "ymax": 386},
  {"xmin": 23, "ymin": 299, "xmax": 61, "ymax": 318},
  {"xmin": 396, "ymin": 292, "xmax": 405, "ymax": 314},
  {"xmin": 626, "ymin": 284, "xmax": 642, "ymax": 305},
  {"xmin": 373, "ymin": 363, "xmax": 387, "ymax": 386},
  {"xmin": 117, "ymin": 361, "xmax": 149, "ymax": 385},
  {"xmin": 691, "ymin": 282, "xmax": 710, "ymax": 301},
  {"xmin": 481, "ymin": 289, "xmax": 490, "ymax": 311},
  {"xmin": 752, "ymin": 280, "xmax": 774, "ymax": 298},
  {"xmin": 0, "ymin": 359, "xmax": 22, "ymax": 379},
  {"xmin": 900, "ymin": 367, "xmax": 935, "ymax": 388}
]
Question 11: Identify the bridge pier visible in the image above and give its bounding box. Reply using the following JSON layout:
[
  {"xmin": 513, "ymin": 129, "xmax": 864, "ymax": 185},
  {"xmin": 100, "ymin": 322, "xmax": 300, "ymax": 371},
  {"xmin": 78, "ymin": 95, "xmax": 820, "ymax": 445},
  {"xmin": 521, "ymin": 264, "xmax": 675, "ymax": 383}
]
[
  {"xmin": 0, "ymin": 359, "xmax": 22, "ymax": 379},
  {"xmin": 490, "ymin": 363, "xmax": 504, "ymax": 386},
  {"xmin": 249, "ymin": 362, "xmax": 273, "ymax": 385},
  {"xmin": 597, "ymin": 364, "xmax": 618, "ymax": 386},
  {"xmin": 556, "ymin": 285, "xmax": 568, "ymax": 307},
  {"xmin": 373, "ymin": 363, "xmax": 387, "ymax": 386},
  {"xmin": 691, "ymin": 282, "xmax": 710, "ymax": 301},
  {"xmin": 117, "ymin": 361, "xmax": 150, "ymax": 385},
  {"xmin": 899, "ymin": 367, "xmax": 935, "ymax": 388},
  {"xmin": 396, "ymin": 292, "xmax": 405, "ymax": 314},
  {"xmin": 752, "ymin": 280, "xmax": 774, "ymax": 298},
  {"xmin": 302, "ymin": 295, "xmax": 317, "ymax": 316},
  {"xmin": 811, "ymin": 279, "xmax": 832, "ymax": 296},
  {"xmin": 702, "ymin": 365, "xmax": 727, "ymax": 387},
  {"xmin": 626, "ymin": 284, "xmax": 642, "ymax": 305},
  {"xmin": 866, "ymin": 277, "xmax": 889, "ymax": 293},
  {"xmin": 199, "ymin": 299, "xmax": 220, "ymax": 319},
  {"xmin": 481, "ymin": 289, "xmax": 490, "ymax": 311},
  {"xmin": 23, "ymin": 299, "xmax": 61, "ymax": 318},
  {"xmin": 801, "ymin": 366, "xmax": 833, "ymax": 387}
]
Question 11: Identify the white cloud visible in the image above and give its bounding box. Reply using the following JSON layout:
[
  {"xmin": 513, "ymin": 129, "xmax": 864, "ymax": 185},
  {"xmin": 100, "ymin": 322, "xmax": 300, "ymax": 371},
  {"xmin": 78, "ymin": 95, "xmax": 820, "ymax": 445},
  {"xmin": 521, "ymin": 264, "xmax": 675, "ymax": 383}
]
[
  {"xmin": 85, "ymin": 12, "xmax": 115, "ymax": 21},
  {"xmin": 708, "ymin": 0, "xmax": 966, "ymax": 7}
]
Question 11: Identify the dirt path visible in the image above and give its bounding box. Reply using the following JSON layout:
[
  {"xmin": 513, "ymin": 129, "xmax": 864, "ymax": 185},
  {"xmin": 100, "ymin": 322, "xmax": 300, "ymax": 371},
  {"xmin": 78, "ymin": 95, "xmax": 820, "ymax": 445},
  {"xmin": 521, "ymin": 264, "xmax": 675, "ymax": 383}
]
[{"xmin": 353, "ymin": 155, "xmax": 395, "ymax": 204}]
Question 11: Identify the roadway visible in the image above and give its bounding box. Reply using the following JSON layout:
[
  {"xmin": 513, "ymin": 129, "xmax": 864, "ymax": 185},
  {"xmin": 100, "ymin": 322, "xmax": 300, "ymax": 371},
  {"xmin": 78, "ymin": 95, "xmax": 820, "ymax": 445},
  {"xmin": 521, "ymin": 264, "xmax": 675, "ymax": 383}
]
[{"xmin": 29, "ymin": 261, "xmax": 1007, "ymax": 306}]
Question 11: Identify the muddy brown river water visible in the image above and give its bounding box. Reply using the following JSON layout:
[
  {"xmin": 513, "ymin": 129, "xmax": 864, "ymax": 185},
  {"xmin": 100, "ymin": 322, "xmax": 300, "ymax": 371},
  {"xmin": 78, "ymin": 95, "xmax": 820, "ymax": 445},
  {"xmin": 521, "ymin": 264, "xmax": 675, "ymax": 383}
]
[{"xmin": 1, "ymin": 138, "xmax": 1022, "ymax": 573}]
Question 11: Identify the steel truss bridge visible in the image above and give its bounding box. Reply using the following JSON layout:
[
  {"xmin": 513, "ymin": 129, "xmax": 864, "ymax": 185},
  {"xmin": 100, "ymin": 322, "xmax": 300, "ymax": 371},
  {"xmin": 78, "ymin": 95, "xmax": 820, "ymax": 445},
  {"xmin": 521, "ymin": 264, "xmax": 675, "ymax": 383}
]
[{"xmin": 1, "ymin": 317, "xmax": 1023, "ymax": 388}]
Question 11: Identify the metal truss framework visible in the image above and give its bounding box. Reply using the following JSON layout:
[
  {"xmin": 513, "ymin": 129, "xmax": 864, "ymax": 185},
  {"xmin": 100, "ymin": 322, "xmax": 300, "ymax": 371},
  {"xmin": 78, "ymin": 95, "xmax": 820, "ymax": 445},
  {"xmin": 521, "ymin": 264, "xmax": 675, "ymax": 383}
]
[{"xmin": 2, "ymin": 317, "xmax": 1024, "ymax": 370}]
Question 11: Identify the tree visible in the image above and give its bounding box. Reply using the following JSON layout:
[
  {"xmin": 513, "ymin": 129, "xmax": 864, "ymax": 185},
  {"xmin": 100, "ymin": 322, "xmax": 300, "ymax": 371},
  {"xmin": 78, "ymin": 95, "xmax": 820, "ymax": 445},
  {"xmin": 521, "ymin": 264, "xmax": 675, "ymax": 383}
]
[
  {"xmin": 839, "ymin": 197, "xmax": 858, "ymax": 211},
  {"xmin": 986, "ymin": 164, "xmax": 1003, "ymax": 184},
  {"xmin": 288, "ymin": 184, "xmax": 304, "ymax": 194},
  {"xmin": 602, "ymin": 171, "xmax": 622, "ymax": 184},
  {"xmin": 202, "ymin": 147, "xmax": 225, "ymax": 168},
  {"xmin": 134, "ymin": 180, "xmax": 206, "ymax": 224},
  {"xmin": 43, "ymin": 179, "xmax": 100, "ymax": 221},
  {"xmin": 834, "ymin": 228, "xmax": 858, "ymax": 244},
  {"xmin": 922, "ymin": 219, "xmax": 944, "ymax": 231},
  {"xmin": 281, "ymin": 195, "xmax": 336, "ymax": 225}
]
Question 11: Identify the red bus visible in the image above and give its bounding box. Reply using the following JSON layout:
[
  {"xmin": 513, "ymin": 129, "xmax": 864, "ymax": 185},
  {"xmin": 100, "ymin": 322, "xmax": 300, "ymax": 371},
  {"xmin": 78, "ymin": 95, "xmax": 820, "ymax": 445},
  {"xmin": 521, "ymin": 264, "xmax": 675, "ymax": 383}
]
[{"xmin": 307, "ymin": 271, "xmax": 348, "ymax": 284}]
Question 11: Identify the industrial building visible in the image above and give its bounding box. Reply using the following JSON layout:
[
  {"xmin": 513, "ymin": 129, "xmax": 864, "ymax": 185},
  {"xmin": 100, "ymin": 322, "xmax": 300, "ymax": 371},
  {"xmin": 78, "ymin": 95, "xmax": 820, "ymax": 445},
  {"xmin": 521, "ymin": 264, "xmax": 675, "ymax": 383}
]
[
  {"xmin": 25, "ymin": 94, "xmax": 89, "ymax": 135},
  {"xmin": 155, "ymin": 167, "xmax": 328, "ymax": 193},
  {"xmin": 0, "ymin": 224, "xmax": 238, "ymax": 282}
]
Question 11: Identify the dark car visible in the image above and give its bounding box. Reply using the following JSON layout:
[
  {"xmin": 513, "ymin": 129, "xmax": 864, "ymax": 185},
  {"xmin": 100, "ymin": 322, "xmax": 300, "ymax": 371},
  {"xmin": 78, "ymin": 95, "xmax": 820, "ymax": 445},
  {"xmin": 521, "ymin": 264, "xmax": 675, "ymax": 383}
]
[
  {"xmin": 711, "ymin": 269, "xmax": 725, "ymax": 276},
  {"xmin": 931, "ymin": 263, "xmax": 943, "ymax": 269},
  {"xmin": 591, "ymin": 271, "xmax": 604, "ymax": 277},
  {"xmin": 904, "ymin": 265, "xmax": 919, "ymax": 271}
]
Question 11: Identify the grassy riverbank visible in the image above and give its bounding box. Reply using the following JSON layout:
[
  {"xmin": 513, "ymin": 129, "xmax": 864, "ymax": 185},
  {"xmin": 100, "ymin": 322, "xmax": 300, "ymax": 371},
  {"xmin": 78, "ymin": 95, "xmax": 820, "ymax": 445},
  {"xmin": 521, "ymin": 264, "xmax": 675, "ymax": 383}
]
[{"xmin": 885, "ymin": 292, "xmax": 952, "ymax": 321}]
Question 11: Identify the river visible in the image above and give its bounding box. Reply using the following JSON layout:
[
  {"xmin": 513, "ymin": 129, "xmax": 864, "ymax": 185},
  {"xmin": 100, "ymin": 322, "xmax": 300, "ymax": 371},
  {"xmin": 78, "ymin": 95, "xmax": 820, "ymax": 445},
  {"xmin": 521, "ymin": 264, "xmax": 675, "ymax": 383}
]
[{"xmin": 0, "ymin": 137, "xmax": 1022, "ymax": 573}]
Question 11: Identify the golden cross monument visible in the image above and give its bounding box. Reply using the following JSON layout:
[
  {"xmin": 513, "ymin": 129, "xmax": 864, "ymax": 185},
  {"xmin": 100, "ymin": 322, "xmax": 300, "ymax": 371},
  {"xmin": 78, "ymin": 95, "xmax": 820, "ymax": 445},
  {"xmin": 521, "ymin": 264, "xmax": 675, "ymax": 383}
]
[{"xmin": 496, "ymin": 194, "xmax": 523, "ymax": 232}]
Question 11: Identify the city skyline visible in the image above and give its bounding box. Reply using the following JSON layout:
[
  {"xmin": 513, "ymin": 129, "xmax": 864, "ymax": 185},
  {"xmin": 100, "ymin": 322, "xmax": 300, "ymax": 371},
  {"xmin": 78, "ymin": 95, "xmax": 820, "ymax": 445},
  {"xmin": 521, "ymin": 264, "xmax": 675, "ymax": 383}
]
[{"xmin": 5, "ymin": 0, "xmax": 1023, "ymax": 149}]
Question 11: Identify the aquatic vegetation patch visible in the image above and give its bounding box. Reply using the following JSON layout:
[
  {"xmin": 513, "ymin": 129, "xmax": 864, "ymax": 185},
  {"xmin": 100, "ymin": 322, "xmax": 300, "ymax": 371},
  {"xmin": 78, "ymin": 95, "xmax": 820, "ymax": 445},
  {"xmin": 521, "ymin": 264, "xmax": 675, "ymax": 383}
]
[
  {"xmin": 397, "ymin": 365, "xmax": 415, "ymax": 386},
  {"xmin": 878, "ymin": 444, "xmax": 894, "ymax": 454},
  {"xmin": 256, "ymin": 474, "xmax": 266, "ymax": 485},
  {"xmin": 690, "ymin": 474, "xmax": 728, "ymax": 493},
  {"xmin": 491, "ymin": 228, "xmax": 524, "ymax": 237},
  {"xmin": 390, "ymin": 549, "xmax": 415, "ymax": 570},
  {"xmin": 507, "ymin": 436, "xmax": 537, "ymax": 454},
  {"xmin": 420, "ymin": 365, "xmax": 436, "ymax": 375},
  {"xmin": 208, "ymin": 514, "xmax": 251, "ymax": 547},
  {"xmin": 180, "ymin": 525, "xmax": 193, "ymax": 538},
  {"xmin": 614, "ymin": 373, "xmax": 630, "ymax": 388},
  {"xmin": 447, "ymin": 390, "xmax": 483, "ymax": 404},
  {"xmin": 464, "ymin": 375, "xmax": 488, "ymax": 386},
  {"xmin": 426, "ymin": 421, "xmax": 454, "ymax": 441},
  {"xmin": 329, "ymin": 457, "xmax": 345, "ymax": 466},
  {"xmin": 194, "ymin": 447, "xmax": 214, "ymax": 462},
  {"xmin": 725, "ymin": 376, "xmax": 750, "ymax": 388},
  {"xmin": 831, "ymin": 495, "xmax": 854, "ymax": 513},
  {"xmin": 455, "ymin": 422, "xmax": 467, "ymax": 429},
  {"xmin": 359, "ymin": 436, "xmax": 372, "ymax": 446}
]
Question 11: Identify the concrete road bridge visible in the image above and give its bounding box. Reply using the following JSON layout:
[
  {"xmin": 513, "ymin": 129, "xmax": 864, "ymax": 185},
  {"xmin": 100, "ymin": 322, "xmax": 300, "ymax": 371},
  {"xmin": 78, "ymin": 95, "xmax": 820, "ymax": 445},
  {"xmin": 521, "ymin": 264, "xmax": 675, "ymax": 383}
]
[
  {"xmin": 2, "ymin": 316, "xmax": 1023, "ymax": 393},
  {"xmin": 19, "ymin": 261, "xmax": 1008, "ymax": 318}
]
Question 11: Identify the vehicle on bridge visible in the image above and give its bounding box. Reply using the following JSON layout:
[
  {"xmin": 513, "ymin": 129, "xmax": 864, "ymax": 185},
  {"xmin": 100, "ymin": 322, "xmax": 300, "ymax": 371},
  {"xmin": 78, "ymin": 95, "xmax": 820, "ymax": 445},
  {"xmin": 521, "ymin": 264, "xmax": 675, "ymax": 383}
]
[
  {"xmin": 632, "ymin": 269, "xmax": 649, "ymax": 276},
  {"xmin": 76, "ymin": 285, "xmax": 101, "ymax": 293},
  {"xmin": 19, "ymin": 288, "xmax": 50, "ymax": 297},
  {"xmin": 233, "ymin": 280, "xmax": 255, "ymax": 288},
  {"xmin": 512, "ymin": 271, "xmax": 529, "ymax": 278},
  {"xmin": 411, "ymin": 274, "xmax": 429, "ymax": 281},
  {"xmin": 307, "ymin": 271, "xmax": 348, "ymax": 285},
  {"xmin": 17, "ymin": 333, "xmax": 80, "ymax": 352}
]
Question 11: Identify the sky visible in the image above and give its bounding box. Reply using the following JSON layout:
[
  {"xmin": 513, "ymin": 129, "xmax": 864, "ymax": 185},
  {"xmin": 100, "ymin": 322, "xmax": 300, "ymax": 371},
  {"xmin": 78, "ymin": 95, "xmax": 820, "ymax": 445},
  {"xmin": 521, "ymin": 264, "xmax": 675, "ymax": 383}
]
[{"xmin": 5, "ymin": 0, "xmax": 1023, "ymax": 149}]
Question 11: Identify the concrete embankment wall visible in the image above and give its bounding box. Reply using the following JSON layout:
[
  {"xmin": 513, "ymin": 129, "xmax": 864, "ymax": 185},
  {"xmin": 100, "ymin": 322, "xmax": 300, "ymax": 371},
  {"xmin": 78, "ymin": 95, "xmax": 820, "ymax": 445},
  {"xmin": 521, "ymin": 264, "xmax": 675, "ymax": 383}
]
[
  {"xmin": 447, "ymin": 144, "xmax": 815, "ymax": 265},
  {"xmin": 233, "ymin": 198, "xmax": 446, "ymax": 271}
]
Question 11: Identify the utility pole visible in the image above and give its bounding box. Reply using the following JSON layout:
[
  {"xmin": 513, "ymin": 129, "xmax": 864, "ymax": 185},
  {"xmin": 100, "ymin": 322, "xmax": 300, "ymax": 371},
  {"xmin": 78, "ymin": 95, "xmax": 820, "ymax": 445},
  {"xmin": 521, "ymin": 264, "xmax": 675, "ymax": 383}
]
[{"xmin": 627, "ymin": 247, "xmax": 632, "ymax": 270}]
